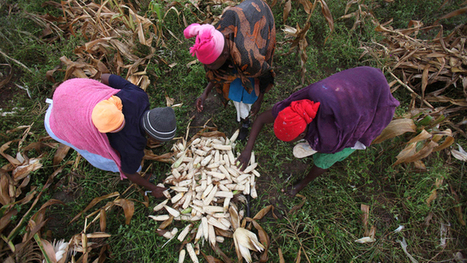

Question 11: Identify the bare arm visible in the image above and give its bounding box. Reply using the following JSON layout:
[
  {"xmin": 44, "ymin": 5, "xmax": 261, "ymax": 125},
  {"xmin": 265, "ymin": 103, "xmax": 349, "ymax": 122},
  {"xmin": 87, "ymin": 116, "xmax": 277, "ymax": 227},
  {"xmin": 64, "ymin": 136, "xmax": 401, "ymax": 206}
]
[
  {"xmin": 101, "ymin": 73, "xmax": 111, "ymax": 85},
  {"xmin": 236, "ymin": 109, "xmax": 275, "ymax": 170},
  {"xmin": 196, "ymin": 82, "xmax": 215, "ymax": 112},
  {"xmin": 123, "ymin": 171, "xmax": 166, "ymax": 198},
  {"xmin": 250, "ymin": 91, "xmax": 264, "ymax": 117}
]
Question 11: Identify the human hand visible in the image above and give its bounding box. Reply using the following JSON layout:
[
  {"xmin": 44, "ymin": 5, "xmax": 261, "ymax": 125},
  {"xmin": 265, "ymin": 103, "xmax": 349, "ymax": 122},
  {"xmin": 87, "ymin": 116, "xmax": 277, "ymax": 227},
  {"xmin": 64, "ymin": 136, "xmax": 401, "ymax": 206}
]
[
  {"xmin": 250, "ymin": 100, "xmax": 261, "ymax": 117},
  {"xmin": 236, "ymin": 150, "xmax": 251, "ymax": 171},
  {"xmin": 150, "ymin": 186, "xmax": 166, "ymax": 199},
  {"xmin": 195, "ymin": 95, "xmax": 206, "ymax": 112}
]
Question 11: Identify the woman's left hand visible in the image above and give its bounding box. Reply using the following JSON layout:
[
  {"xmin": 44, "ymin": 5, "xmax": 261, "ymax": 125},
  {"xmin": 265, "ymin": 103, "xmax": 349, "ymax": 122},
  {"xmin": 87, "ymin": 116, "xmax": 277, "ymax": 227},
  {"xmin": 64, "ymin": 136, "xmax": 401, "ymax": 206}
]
[{"xmin": 250, "ymin": 100, "xmax": 261, "ymax": 117}]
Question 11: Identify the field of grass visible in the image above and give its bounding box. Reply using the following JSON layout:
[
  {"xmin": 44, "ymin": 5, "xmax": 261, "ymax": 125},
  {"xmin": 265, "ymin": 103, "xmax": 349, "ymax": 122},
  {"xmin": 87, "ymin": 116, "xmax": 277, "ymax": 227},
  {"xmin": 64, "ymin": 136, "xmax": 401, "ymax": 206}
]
[{"xmin": 0, "ymin": 0, "xmax": 466, "ymax": 262}]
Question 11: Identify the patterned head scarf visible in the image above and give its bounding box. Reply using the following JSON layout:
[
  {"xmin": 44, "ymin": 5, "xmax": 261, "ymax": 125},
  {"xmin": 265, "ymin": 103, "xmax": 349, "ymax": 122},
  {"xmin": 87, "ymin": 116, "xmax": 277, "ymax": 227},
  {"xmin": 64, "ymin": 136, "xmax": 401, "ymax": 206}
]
[
  {"xmin": 184, "ymin": 23, "xmax": 225, "ymax": 65},
  {"xmin": 274, "ymin": 99, "xmax": 320, "ymax": 142}
]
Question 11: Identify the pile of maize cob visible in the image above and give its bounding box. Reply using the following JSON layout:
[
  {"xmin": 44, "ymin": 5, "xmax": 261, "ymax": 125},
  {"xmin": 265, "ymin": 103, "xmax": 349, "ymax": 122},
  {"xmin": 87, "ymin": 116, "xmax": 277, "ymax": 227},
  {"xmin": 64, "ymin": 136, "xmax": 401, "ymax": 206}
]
[{"xmin": 149, "ymin": 130, "xmax": 262, "ymax": 262}]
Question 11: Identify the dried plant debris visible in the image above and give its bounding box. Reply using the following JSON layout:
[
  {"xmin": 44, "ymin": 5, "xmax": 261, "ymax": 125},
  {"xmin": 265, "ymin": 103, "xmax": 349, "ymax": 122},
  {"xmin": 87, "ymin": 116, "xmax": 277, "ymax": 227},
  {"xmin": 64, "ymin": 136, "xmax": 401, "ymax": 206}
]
[
  {"xmin": 0, "ymin": 125, "xmax": 113, "ymax": 263},
  {"xmin": 279, "ymin": 0, "xmax": 334, "ymax": 85},
  {"xmin": 357, "ymin": 6, "xmax": 467, "ymax": 114},
  {"xmin": 41, "ymin": 0, "xmax": 166, "ymax": 85},
  {"xmin": 360, "ymin": 5, "xmax": 466, "ymax": 167},
  {"xmin": 372, "ymin": 21, "xmax": 467, "ymax": 101}
]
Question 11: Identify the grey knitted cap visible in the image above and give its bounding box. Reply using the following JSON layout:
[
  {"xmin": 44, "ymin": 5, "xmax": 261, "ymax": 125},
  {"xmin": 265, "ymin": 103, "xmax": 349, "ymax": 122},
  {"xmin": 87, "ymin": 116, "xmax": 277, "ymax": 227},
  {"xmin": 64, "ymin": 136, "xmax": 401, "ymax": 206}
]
[{"xmin": 142, "ymin": 107, "xmax": 176, "ymax": 141}]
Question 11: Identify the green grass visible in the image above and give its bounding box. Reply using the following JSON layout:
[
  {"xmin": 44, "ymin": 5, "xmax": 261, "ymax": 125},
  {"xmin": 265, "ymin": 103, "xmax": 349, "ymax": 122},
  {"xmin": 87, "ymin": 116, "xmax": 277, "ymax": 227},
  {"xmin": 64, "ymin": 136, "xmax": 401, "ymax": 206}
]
[{"xmin": 0, "ymin": 0, "xmax": 466, "ymax": 262}]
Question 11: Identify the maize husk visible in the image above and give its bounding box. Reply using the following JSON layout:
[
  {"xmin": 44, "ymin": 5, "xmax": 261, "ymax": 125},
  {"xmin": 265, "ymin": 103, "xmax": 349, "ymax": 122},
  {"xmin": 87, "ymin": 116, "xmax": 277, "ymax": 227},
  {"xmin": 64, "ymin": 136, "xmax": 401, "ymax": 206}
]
[
  {"xmin": 187, "ymin": 243, "xmax": 199, "ymax": 263},
  {"xmin": 149, "ymin": 215, "xmax": 170, "ymax": 221},
  {"xmin": 178, "ymin": 249, "xmax": 186, "ymax": 263},
  {"xmin": 178, "ymin": 224, "xmax": 192, "ymax": 242},
  {"xmin": 153, "ymin": 199, "xmax": 169, "ymax": 211}
]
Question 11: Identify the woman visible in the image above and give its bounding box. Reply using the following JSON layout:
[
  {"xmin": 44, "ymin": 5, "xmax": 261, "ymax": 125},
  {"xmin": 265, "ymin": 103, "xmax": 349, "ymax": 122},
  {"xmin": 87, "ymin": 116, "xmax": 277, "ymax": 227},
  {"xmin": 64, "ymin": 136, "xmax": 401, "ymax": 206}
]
[
  {"xmin": 45, "ymin": 74, "xmax": 177, "ymax": 198},
  {"xmin": 236, "ymin": 67, "xmax": 400, "ymax": 196},
  {"xmin": 184, "ymin": 0, "xmax": 275, "ymax": 139}
]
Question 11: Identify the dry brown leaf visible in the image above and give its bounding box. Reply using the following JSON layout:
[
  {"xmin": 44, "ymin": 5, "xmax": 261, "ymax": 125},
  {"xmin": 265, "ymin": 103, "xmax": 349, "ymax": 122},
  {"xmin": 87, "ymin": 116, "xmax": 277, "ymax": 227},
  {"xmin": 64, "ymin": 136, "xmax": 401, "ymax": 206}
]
[
  {"xmin": 372, "ymin": 119, "xmax": 417, "ymax": 144},
  {"xmin": 283, "ymin": 0, "xmax": 292, "ymax": 24},
  {"xmin": 413, "ymin": 160, "xmax": 426, "ymax": 171},
  {"xmin": 317, "ymin": 0, "xmax": 334, "ymax": 42},
  {"xmin": 295, "ymin": 247, "xmax": 302, "ymax": 263},
  {"xmin": 298, "ymin": 0, "xmax": 313, "ymax": 14},
  {"xmin": 434, "ymin": 6, "xmax": 467, "ymax": 24},
  {"xmin": 426, "ymin": 178, "xmax": 443, "ymax": 206},
  {"xmin": 253, "ymin": 205, "xmax": 278, "ymax": 220},
  {"xmin": 71, "ymin": 192, "xmax": 120, "ymax": 223},
  {"xmin": 421, "ymin": 64, "xmax": 430, "ymax": 99},
  {"xmin": 143, "ymin": 151, "xmax": 174, "ymax": 163},
  {"xmin": 245, "ymin": 217, "xmax": 270, "ymax": 263},
  {"xmin": 214, "ymin": 228, "xmax": 233, "ymax": 239},
  {"xmin": 166, "ymin": 94, "xmax": 175, "ymax": 107},
  {"xmin": 0, "ymin": 141, "xmax": 22, "ymax": 166},
  {"xmin": 433, "ymin": 135, "xmax": 454, "ymax": 152},
  {"xmin": 39, "ymin": 238, "xmax": 58, "ymax": 263},
  {"xmin": 393, "ymin": 142, "xmax": 417, "ymax": 164},
  {"xmin": 406, "ymin": 130, "xmax": 432, "ymax": 144},
  {"xmin": 340, "ymin": 11, "xmax": 357, "ymax": 20},
  {"xmin": 0, "ymin": 210, "xmax": 18, "ymax": 233},
  {"xmin": 449, "ymin": 184, "xmax": 466, "ymax": 226},
  {"xmin": 278, "ymin": 247, "xmax": 285, "ymax": 263},
  {"xmin": 100, "ymin": 208, "xmax": 107, "ymax": 232},
  {"xmin": 110, "ymin": 39, "xmax": 139, "ymax": 62},
  {"xmin": 343, "ymin": 0, "xmax": 358, "ymax": 15},
  {"xmin": 288, "ymin": 194, "xmax": 306, "ymax": 215},
  {"xmin": 201, "ymin": 251, "xmax": 223, "ymax": 263},
  {"xmin": 46, "ymin": 65, "xmax": 60, "ymax": 83},
  {"xmin": 361, "ymin": 204, "xmax": 370, "ymax": 235},
  {"xmin": 0, "ymin": 172, "xmax": 12, "ymax": 205},
  {"xmin": 159, "ymin": 215, "xmax": 174, "ymax": 230},
  {"xmin": 114, "ymin": 199, "xmax": 135, "ymax": 225},
  {"xmin": 451, "ymin": 144, "xmax": 467, "ymax": 161},
  {"xmin": 394, "ymin": 141, "xmax": 438, "ymax": 166},
  {"xmin": 138, "ymin": 75, "xmax": 150, "ymax": 91},
  {"xmin": 213, "ymin": 243, "xmax": 234, "ymax": 263},
  {"xmin": 426, "ymin": 189, "xmax": 437, "ymax": 207},
  {"xmin": 31, "ymin": 199, "xmax": 66, "ymax": 224},
  {"xmin": 53, "ymin": 144, "xmax": 71, "ymax": 167},
  {"xmin": 86, "ymin": 232, "xmax": 111, "ymax": 238},
  {"xmin": 368, "ymin": 225, "xmax": 376, "ymax": 239},
  {"xmin": 229, "ymin": 206, "xmax": 240, "ymax": 230},
  {"xmin": 155, "ymin": 229, "xmax": 169, "ymax": 237},
  {"xmin": 12, "ymin": 158, "xmax": 43, "ymax": 182}
]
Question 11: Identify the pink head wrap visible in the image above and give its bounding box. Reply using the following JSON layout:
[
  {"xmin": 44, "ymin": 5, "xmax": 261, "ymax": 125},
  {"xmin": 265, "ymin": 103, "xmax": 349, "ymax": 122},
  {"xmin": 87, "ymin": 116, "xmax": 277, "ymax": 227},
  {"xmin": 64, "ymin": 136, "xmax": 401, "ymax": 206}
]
[
  {"xmin": 184, "ymin": 23, "xmax": 225, "ymax": 65},
  {"xmin": 274, "ymin": 100, "xmax": 320, "ymax": 142}
]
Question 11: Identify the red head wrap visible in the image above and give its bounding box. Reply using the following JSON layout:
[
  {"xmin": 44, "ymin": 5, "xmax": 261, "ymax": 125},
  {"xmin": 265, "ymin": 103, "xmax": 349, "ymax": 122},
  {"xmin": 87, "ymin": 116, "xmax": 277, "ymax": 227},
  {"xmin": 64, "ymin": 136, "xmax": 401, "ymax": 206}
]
[{"xmin": 274, "ymin": 99, "xmax": 320, "ymax": 142}]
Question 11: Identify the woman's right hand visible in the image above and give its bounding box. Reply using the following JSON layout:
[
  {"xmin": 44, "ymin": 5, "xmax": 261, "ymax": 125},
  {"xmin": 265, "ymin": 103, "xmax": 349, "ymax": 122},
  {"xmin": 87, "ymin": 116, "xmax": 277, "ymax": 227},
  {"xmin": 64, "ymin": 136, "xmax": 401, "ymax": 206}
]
[
  {"xmin": 236, "ymin": 150, "xmax": 251, "ymax": 171},
  {"xmin": 196, "ymin": 82, "xmax": 215, "ymax": 112},
  {"xmin": 196, "ymin": 94, "xmax": 206, "ymax": 112},
  {"xmin": 150, "ymin": 186, "xmax": 167, "ymax": 199}
]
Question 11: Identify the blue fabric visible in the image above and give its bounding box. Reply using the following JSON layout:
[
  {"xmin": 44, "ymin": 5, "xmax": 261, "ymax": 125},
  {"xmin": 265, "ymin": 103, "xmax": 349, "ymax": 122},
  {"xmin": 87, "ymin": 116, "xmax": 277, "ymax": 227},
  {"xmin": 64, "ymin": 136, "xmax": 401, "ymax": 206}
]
[
  {"xmin": 228, "ymin": 78, "xmax": 258, "ymax": 104},
  {"xmin": 45, "ymin": 102, "xmax": 120, "ymax": 173},
  {"xmin": 106, "ymin": 75, "xmax": 149, "ymax": 174}
]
